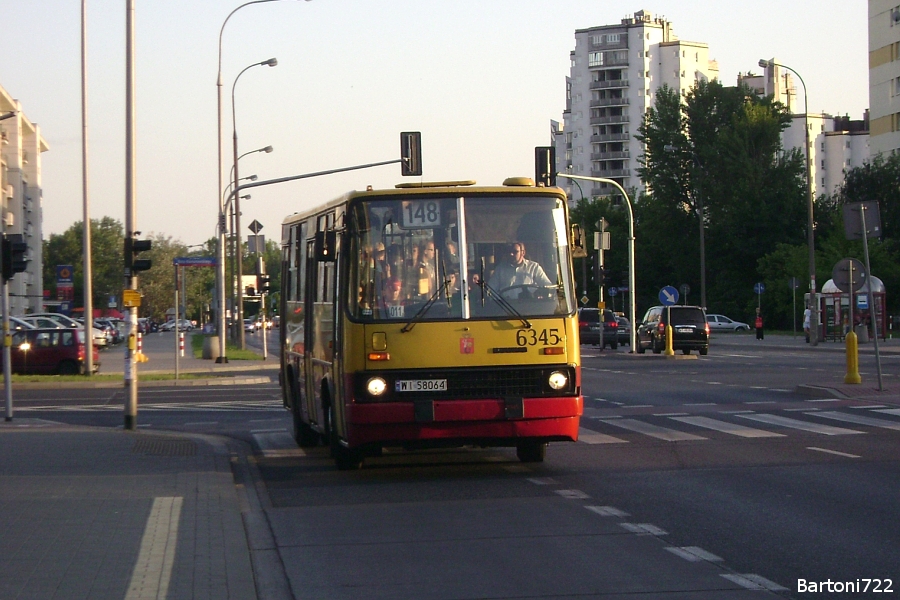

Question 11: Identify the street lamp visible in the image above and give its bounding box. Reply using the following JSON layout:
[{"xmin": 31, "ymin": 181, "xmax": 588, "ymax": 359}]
[
  {"xmin": 558, "ymin": 174, "xmax": 637, "ymax": 353},
  {"xmin": 232, "ymin": 57, "xmax": 277, "ymax": 350},
  {"xmin": 216, "ymin": 0, "xmax": 308, "ymax": 363},
  {"xmin": 759, "ymin": 58, "xmax": 817, "ymax": 345}
]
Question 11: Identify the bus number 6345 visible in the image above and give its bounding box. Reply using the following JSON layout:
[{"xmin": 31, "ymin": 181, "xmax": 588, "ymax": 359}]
[{"xmin": 516, "ymin": 328, "xmax": 562, "ymax": 346}]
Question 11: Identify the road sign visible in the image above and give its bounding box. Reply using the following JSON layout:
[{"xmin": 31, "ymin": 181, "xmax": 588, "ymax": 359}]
[
  {"xmin": 843, "ymin": 201, "xmax": 882, "ymax": 241},
  {"xmin": 831, "ymin": 258, "xmax": 866, "ymax": 293},
  {"xmin": 248, "ymin": 219, "xmax": 264, "ymax": 234},
  {"xmin": 608, "ymin": 287, "xmax": 618, "ymax": 297},
  {"xmin": 788, "ymin": 277, "xmax": 800, "ymax": 290},
  {"xmin": 679, "ymin": 283, "xmax": 691, "ymax": 297},
  {"xmin": 580, "ymin": 295, "xmax": 589, "ymax": 305},
  {"xmin": 123, "ymin": 289, "xmax": 141, "ymax": 308},
  {"xmin": 173, "ymin": 256, "xmax": 217, "ymax": 267},
  {"xmin": 857, "ymin": 294, "xmax": 869, "ymax": 309},
  {"xmin": 659, "ymin": 285, "xmax": 679, "ymax": 306},
  {"xmin": 754, "ymin": 282, "xmax": 766, "ymax": 294}
]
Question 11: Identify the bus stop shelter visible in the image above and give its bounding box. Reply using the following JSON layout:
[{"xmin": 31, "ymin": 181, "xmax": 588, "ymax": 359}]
[{"xmin": 817, "ymin": 276, "xmax": 887, "ymax": 341}]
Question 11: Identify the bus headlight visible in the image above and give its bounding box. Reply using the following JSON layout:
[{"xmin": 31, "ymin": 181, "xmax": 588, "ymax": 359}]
[
  {"xmin": 366, "ymin": 376, "xmax": 388, "ymax": 397},
  {"xmin": 547, "ymin": 371, "xmax": 568, "ymax": 390}
]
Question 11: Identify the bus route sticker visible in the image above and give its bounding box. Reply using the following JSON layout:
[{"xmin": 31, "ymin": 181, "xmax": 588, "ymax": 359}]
[{"xmin": 460, "ymin": 335, "xmax": 474, "ymax": 354}]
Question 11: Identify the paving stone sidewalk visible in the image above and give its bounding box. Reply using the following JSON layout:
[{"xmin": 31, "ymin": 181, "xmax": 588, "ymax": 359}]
[{"xmin": 0, "ymin": 423, "xmax": 260, "ymax": 600}]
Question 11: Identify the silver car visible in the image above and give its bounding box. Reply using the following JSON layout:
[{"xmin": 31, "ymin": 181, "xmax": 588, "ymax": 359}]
[{"xmin": 706, "ymin": 314, "xmax": 750, "ymax": 332}]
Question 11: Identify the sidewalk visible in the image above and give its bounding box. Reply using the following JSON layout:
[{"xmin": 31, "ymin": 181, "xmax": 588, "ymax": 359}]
[
  {"xmin": 0, "ymin": 422, "xmax": 291, "ymax": 600},
  {"xmin": 711, "ymin": 333, "xmax": 900, "ymax": 402}
]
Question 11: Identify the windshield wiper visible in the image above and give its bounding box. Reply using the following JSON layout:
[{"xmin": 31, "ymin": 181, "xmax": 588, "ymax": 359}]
[
  {"xmin": 400, "ymin": 278, "xmax": 450, "ymax": 333},
  {"xmin": 476, "ymin": 278, "xmax": 532, "ymax": 330}
]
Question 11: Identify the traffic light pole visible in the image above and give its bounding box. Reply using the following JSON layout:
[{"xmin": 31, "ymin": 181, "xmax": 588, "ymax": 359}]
[
  {"xmin": 3, "ymin": 276, "xmax": 11, "ymax": 422},
  {"xmin": 124, "ymin": 0, "xmax": 138, "ymax": 430}
]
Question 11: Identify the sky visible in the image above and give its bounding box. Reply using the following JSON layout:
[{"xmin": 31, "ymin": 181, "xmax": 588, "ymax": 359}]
[{"xmin": 0, "ymin": 1, "xmax": 869, "ymax": 248}]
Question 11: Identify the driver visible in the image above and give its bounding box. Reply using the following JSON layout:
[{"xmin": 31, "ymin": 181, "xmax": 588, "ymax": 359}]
[{"xmin": 488, "ymin": 241, "xmax": 552, "ymax": 298}]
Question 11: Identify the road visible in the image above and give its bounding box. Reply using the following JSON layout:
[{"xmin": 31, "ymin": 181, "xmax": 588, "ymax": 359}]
[{"xmin": 10, "ymin": 333, "xmax": 900, "ymax": 599}]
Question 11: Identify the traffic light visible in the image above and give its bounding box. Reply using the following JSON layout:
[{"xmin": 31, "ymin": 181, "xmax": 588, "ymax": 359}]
[
  {"xmin": 1, "ymin": 234, "xmax": 28, "ymax": 281},
  {"xmin": 401, "ymin": 131, "xmax": 422, "ymax": 176},
  {"xmin": 534, "ymin": 146, "xmax": 556, "ymax": 187},
  {"xmin": 257, "ymin": 274, "xmax": 272, "ymax": 294},
  {"xmin": 125, "ymin": 235, "xmax": 152, "ymax": 275},
  {"xmin": 591, "ymin": 253, "xmax": 604, "ymax": 285}
]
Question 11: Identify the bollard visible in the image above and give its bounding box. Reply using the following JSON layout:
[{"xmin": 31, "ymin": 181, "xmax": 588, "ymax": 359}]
[
  {"xmin": 179, "ymin": 331, "xmax": 184, "ymax": 357},
  {"xmin": 844, "ymin": 330, "xmax": 861, "ymax": 384},
  {"xmin": 664, "ymin": 324, "xmax": 675, "ymax": 356},
  {"xmin": 135, "ymin": 331, "xmax": 149, "ymax": 363}
]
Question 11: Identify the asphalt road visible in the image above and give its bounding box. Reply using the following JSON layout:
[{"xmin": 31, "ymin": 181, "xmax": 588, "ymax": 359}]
[{"xmin": 11, "ymin": 333, "xmax": 900, "ymax": 599}]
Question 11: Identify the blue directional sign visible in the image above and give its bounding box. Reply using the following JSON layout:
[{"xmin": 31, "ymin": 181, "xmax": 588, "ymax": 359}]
[
  {"xmin": 173, "ymin": 256, "xmax": 217, "ymax": 267},
  {"xmin": 659, "ymin": 285, "xmax": 679, "ymax": 306},
  {"xmin": 608, "ymin": 286, "xmax": 619, "ymax": 297},
  {"xmin": 754, "ymin": 282, "xmax": 766, "ymax": 294}
]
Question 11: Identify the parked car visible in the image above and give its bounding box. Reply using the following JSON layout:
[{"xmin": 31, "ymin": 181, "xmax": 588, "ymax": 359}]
[
  {"xmin": 577, "ymin": 307, "xmax": 618, "ymax": 349},
  {"xmin": 10, "ymin": 327, "xmax": 100, "ymax": 375},
  {"xmin": 2, "ymin": 316, "xmax": 36, "ymax": 331},
  {"xmin": 706, "ymin": 314, "xmax": 750, "ymax": 332},
  {"xmin": 28, "ymin": 312, "xmax": 108, "ymax": 348},
  {"xmin": 159, "ymin": 319, "xmax": 193, "ymax": 332},
  {"xmin": 636, "ymin": 305, "xmax": 710, "ymax": 355},
  {"xmin": 615, "ymin": 315, "xmax": 631, "ymax": 346}
]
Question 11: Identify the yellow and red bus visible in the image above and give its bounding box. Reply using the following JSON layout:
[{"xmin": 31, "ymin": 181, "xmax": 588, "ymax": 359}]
[{"xmin": 279, "ymin": 177, "xmax": 585, "ymax": 469}]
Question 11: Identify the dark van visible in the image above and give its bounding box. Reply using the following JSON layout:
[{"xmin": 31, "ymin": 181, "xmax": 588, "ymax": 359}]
[
  {"xmin": 578, "ymin": 307, "xmax": 618, "ymax": 349},
  {"xmin": 636, "ymin": 305, "xmax": 709, "ymax": 355},
  {"xmin": 11, "ymin": 328, "xmax": 100, "ymax": 375}
]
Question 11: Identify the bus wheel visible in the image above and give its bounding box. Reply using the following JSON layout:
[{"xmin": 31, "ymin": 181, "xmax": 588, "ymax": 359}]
[{"xmin": 516, "ymin": 441, "xmax": 547, "ymax": 463}]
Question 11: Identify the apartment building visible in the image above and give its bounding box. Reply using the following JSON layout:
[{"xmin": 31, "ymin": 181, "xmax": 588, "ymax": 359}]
[
  {"xmin": 554, "ymin": 10, "xmax": 719, "ymax": 202},
  {"xmin": 868, "ymin": 0, "xmax": 900, "ymax": 156},
  {"xmin": 750, "ymin": 62, "xmax": 870, "ymax": 197},
  {"xmin": 0, "ymin": 83, "xmax": 48, "ymax": 314}
]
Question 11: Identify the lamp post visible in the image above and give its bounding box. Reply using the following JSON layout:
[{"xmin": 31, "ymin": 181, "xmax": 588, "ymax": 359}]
[
  {"xmin": 759, "ymin": 58, "xmax": 817, "ymax": 345},
  {"xmin": 216, "ymin": 0, "xmax": 307, "ymax": 362},
  {"xmin": 558, "ymin": 174, "xmax": 637, "ymax": 353},
  {"xmin": 232, "ymin": 58, "xmax": 277, "ymax": 350}
]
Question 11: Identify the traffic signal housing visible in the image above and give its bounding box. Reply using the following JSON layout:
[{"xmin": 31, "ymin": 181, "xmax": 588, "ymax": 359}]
[
  {"xmin": 257, "ymin": 273, "xmax": 272, "ymax": 294},
  {"xmin": 245, "ymin": 285, "xmax": 257, "ymax": 297},
  {"xmin": 591, "ymin": 253, "xmax": 605, "ymax": 286},
  {"xmin": 125, "ymin": 236, "xmax": 152, "ymax": 275},
  {"xmin": 1, "ymin": 234, "xmax": 28, "ymax": 281}
]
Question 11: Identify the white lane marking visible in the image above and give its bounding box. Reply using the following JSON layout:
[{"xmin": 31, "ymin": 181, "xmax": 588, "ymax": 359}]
[
  {"xmin": 126, "ymin": 496, "xmax": 183, "ymax": 600},
  {"xmin": 785, "ymin": 407, "xmax": 820, "ymax": 411},
  {"xmin": 526, "ymin": 477, "xmax": 558, "ymax": 485},
  {"xmin": 809, "ymin": 411, "xmax": 900, "ymax": 431},
  {"xmin": 666, "ymin": 546, "xmax": 723, "ymax": 562},
  {"xmin": 805, "ymin": 398, "xmax": 842, "ymax": 403},
  {"xmin": 743, "ymin": 400, "xmax": 776, "ymax": 405},
  {"xmin": 807, "ymin": 447, "xmax": 861, "ymax": 458},
  {"xmin": 252, "ymin": 432, "xmax": 306, "ymax": 458},
  {"xmin": 652, "ymin": 412, "xmax": 690, "ymax": 417},
  {"xmin": 851, "ymin": 405, "xmax": 887, "ymax": 409},
  {"xmin": 736, "ymin": 413, "xmax": 864, "ymax": 436},
  {"xmin": 669, "ymin": 415, "xmax": 785, "ymax": 438},
  {"xmin": 683, "ymin": 402, "xmax": 716, "ymax": 406},
  {"xmin": 183, "ymin": 421, "xmax": 217, "ymax": 427},
  {"xmin": 721, "ymin": 574, "xmax": 788, "ymax": 591},
  {"xmin": 578, "ymin": 427, "xmax": 628, "ymax": 444},
  {"xmin": 620, "ymin": 523, "xmax": 667, "ymax": 536},
  {"xmin": 555, "ymin": 489, "xmax": 590, "ymax": 499},
  {"xmin": 875, "ymin": 408, "xmax": 900, "ymax": 417},
  {"xmin": 598, "ymin": 418, "xmax": 706, "ymax": 442},
  {"xmin": 585, "ymin": 506, "xmax": 629, "ymax": 518}
]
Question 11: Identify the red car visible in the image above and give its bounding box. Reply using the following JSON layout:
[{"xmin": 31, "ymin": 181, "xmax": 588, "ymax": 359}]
[{"xmin": 10, "ymin": 327, "xmax": 100, "ymax": 375}]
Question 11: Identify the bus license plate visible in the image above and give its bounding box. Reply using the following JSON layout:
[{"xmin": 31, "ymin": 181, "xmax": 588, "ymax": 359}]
[{"xmin": 395, "ymin": 379, "xmax": 448, "ymax": 392}]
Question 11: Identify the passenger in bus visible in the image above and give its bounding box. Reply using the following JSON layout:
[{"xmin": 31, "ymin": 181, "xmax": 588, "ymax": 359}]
[
  {"xmin": 415, "ymin": 240, "xmax": 437, "ymax": 297},
  {"xmin": 487, "ymin": 241, "xmax": 552, "ymax": 298},
  {"xmin": 381, "ymin": 276, "xmax": 406, "ymax": 317}
]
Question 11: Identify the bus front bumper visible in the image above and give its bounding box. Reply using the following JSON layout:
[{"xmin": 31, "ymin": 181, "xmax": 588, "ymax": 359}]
[{"xmin": 344, "ymin": 396, "xmax": 583, "ymax": 448}]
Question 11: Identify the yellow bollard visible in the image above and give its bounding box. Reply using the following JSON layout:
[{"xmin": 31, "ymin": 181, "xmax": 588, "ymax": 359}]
[
  {"xmin": 844, "ymin": 330, "xmax": 861, "ymax": 384},
  {"xmin": 664, "ymin": 324, "xmax": 675, "ymax": 356}
]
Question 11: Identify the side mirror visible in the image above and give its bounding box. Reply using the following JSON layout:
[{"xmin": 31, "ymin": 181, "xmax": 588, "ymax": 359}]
[
  {"xmin": 570, "ymin": 224, "xmax": 588, "ymax": 258},
  {"xmin": 314, "ymin": 230, "xmax": 337, "ymax": 262}
]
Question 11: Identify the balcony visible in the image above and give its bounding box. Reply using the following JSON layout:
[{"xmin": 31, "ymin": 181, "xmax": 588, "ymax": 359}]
[
  {"xmin": 591, "ymin": 168, "xmax": 631, "ymax": 178},
  {"xmin": 590, "ymin": 151, "xmax": 630, "ymax": 161},
  {"xmin": 591, "ymin": 133, "xmax": 631, "ymax": 143},
  {"xmin": 590, "ymin": 79, "xmax": 629, "ymax": 90},
  {"xmin": 590, "ymin": 97, "xmax": 629, "ymax": 108},
  {"xmin": 589, "ymin": 114, "xmax": 630, "ymax": 126}
]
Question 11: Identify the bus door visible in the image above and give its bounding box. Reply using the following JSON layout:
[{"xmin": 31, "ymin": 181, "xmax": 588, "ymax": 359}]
[{"xmin": 306, "ymin": 225, "xmax": 337, "ymax": 430}]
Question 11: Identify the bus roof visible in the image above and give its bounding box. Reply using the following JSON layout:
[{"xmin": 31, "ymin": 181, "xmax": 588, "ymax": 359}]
[{"xmin": 280, "ymin": 178, "xmax": 565, "ymax": 228}]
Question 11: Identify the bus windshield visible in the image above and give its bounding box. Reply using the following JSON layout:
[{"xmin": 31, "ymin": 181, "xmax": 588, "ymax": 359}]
[{"xmin": 349, "ymin": 194, "xmax": 575, "ymax": 322}]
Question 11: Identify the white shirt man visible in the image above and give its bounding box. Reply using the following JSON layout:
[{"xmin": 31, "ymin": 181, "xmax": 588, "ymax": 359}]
[{"xmin": 488, "ymin": 242, "xmax": 552, "ymax": 298}]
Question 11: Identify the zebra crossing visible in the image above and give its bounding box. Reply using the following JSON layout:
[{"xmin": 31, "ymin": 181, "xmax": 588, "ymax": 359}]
[{"xmin": 579, "ymin": 404, "xmax": 900, "ymax": 444}]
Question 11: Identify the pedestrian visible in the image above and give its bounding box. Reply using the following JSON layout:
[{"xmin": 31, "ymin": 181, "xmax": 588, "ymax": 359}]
[
  {"xmin": 803, "ymin": 305, "xmax": 811, "ymax": 343},
  {"xmin": 755, "ymin": 309, "xmax": 764, "ymax": 340}
]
